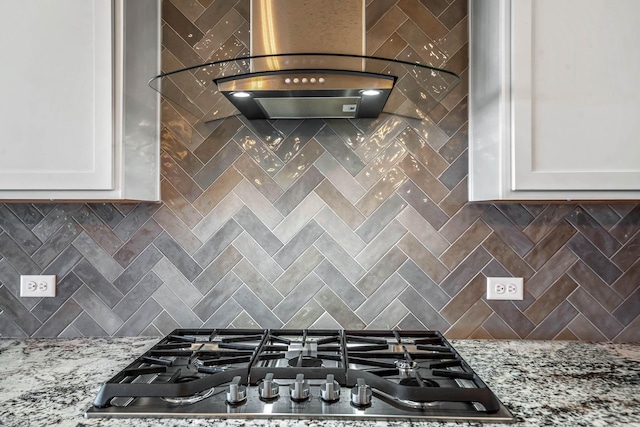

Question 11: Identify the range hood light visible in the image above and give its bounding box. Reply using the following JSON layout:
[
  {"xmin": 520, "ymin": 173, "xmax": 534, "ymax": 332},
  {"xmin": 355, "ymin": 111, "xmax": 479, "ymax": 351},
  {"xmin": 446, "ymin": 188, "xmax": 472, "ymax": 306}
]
[
  {"xmin": 231, "ymin": 91, "xmax": 252, "ymax": 98},
  {"xmin": 361, "ymin": 89, "xmax": 382, "ymax": 96}
]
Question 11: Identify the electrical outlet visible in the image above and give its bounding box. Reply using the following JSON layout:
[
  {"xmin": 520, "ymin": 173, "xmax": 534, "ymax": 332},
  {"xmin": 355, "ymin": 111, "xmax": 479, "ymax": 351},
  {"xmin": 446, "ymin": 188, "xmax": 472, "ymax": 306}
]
[
  {"xmin": 20, "ymin": 275, "xmax": 56, "ymax": 298},
  {"xmin": 486, "ymin": 277, "xmax": 524, "ymax": 300}
]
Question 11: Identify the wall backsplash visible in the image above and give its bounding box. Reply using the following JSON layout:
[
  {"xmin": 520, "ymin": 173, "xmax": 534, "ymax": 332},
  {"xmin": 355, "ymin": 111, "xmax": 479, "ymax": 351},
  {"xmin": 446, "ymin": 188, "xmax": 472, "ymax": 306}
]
[{"xmin": 0, "ymin": 0, "xmax": 638, "ymax": 341}]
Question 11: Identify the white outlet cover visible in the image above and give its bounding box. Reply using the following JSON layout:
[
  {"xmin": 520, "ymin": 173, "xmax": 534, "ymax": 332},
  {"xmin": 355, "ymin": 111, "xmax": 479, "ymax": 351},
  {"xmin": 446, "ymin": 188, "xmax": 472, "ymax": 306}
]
[
  {"xmin": 486, "ymin": 277, "xmax": 524, "ymax": 300},
  {"xmin": 20, "ymin": 275, "xmax": 57, "ymax": 298}
]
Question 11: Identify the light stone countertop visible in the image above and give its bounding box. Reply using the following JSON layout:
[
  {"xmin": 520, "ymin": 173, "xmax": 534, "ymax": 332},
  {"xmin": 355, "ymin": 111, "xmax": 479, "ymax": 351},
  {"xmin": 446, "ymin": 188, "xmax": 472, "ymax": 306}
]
[{"xmin": 1, "ymin": 338, "xmax": 639, "ymax": 427}]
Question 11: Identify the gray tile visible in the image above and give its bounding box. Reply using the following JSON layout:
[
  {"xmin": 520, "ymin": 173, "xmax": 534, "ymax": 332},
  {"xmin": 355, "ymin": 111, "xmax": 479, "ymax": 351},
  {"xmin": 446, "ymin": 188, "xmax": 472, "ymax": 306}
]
[
  {"xmin": 274, "ymin": 139, "xmax": 325, "ymax": 189},
  {"xmin": 71, "ymin": 312, "xmax": 108, "ymax": 337},
  {"xmin": 152, "ymin": 257, "xmax": 203, "ymax": 308},
  {"xmin": 567, "ymin": 261, "xmax": 622, "ymax": 312},
  {"xmin": 315, "ymin": 125, "xmax": 366, "ymax": 176},
  {"xmin": 6, "ymin": 203, "xmax": 43, "ymax": 228},
  {"xmin": 440, "ymin": 247, "xmax": 492, "ymax": 297},
  {"xmin": 357, "ymin": 247, "xmax": 408, "ymax": 297},
  {"xmin": 397, "ymin": 233, "xmax": 450, "ymax": 283},
  {"xmin": 366, "ymin": 298, "xmax": 410, "ymax": 330},
  {"xmin": 567, "ymin": 233, "xmax": 622, "ymax": 285},
  {"xmin": 314, "ymin": 152, "xmax": 366, "ymax": 204},
  {"xmin": 496, "ymin": 204, "xmax": 535, "ymax": 228},
  {"xmin": 202, "ymin": 299, "xmax": 244, "ymax": 329},
  {"xmin": 439, "ymin": 150, "xmax": 468, "ymax": 190},
  {"xmin": 355, "ymin": 220, "xmax": 407, "ymax": 270},
  {"xmin": 152, "ymin": 284, "xmax": 202, "ymax": 327},
  {"xmin": 314, "ymin": 286, "xmax": 366, "ymax": 329},
  {"xmin": 486, "ymin": 299, "xmax": 536, "ymax": 338},
  {"xmin": 192, "ymin": 192, "xmax": 244, "ymax": 241},
  {"xmin": 73, "ymin": 285, "xmax": 125, "ymax": 335},
  {"xmin": 284, "ymin": 299, "xmax": 325, "ymax": 329},
  {"xmin": 33, "ymin": 299, "xmax": 83, "ymax": 338},
  {"xmin": 42, "ymin": 246, "xmax": 83, "ymax": 278},
  {"xmin": 357, "ymin": 274, "xmax": 409, "ymax": 324},
  {"xmin": 88, "ymin": 203, "xmax": 125, "ymax": 228},
  {"xmin": 356, "ymin": 141, "xmax": 406, "ymax": 189},
  {"xmin": 354, "ymin": 115, "xmax": 407, "ymax": 162},
  {"xmin": 232, "ymin": 259, "xmax": 283, "ymax": 310},
  {"xmin": 31, "ymin": 272, "xmax": 83, "ymax": 323},
  {"xmin": 232, "ymin": 179, "xmax": 284, "ymax": 229},
  {"xmin": 194, "ymin": 116, "xmax": 244, "ymax": 163},
  {"xmin": 355, "ymin": 168, "xmax": 408, "ymax": 217},
  {"xmin": 398, "ymin": 259, "xmax": 450, "ymax": 310},
  {"xmin": 273, "ymin": 246, "xmax": 325, "ymax": 296},
  {"xmin": 113, "ymin": 218, "xmax": 163, "ymax": 268},
  {"xmin": 152, "ymin": 310, "xmax": 181, "ymax": 335},
  {"xmin": 73, "ymin": 259, "xmax": 123, "ymax": 308},
  {"xmin": 192, "ymin": 245, "xmax": 243, "ymax": 295},
  {"xmin": 314, "ymin": 234, "xmax": 365, "ymax": 283},
  {"xmin": 527, "ymin": 301, "xmax": 579, "ymax": 340},
  {"xmin": 481, "ymin": 206, "xmax": 534, "ymax": 257},
  {"xmin": 272, "ymin": 193, "xmax": 325, "ymax": 243},
  {"xmin": 566, "ymin": 207, "xmax": 622, "ymax": 257},
  {"xmin": 356, "ymin": 193, "xmax": 407, "ymax": 243},
  {"xmin": 0, "ymin": 232, "xmax": 40, "ymax": 274},
  {"xmin": 114, "ymin": 298, "xmax": 163, "ymax": 336},
  {"xmin": 154, "ymin": 232, "xmax": 202, "ymax": 282},
  {"xmin": 233, "ymin": 207, "xmax": 283, "ymax": 256},
  {"xmin": 32, "ymin": 204, "xmax": 83, "ymax": 242},
  {"xmin": 314, "ymin": 180, "xmax": 365, "ymax": 229},
  {"xmin": 314, "ymin": 207, "xmax": 365, "ymax": 257},
  {"xmin": 0, "ymin": 285, "xmax": 41, "ymax": 335},
  {"xmin": 152, "ymin": 206, "xmax": 202, "ymax": 255},
  {"xmin": 525, "ymin": 247, "xmax": 578, "ymax": 298},
  {"xmin": 234, "ymin": 132, "xmax": 284, "ymax": 177},
  {"xmin": 271, "ymin": 119, "xmax": 324, "ymax": 162},
  {"xmin": 71, "ymin": 232, "xmax": 123, "ymax": 282},
  {"xmin": 195, "ymin": 141, "xmax": 243, "ymax": 190},
  {"xmin": 194, "ymin": 219, "xmax": 243, "ymax": 266},
  {"xmin": 397, "ymin": 206, "xmax": 450, "ymax": 256},
  {"xmin": 396, "ymin": 127, "xmax": 448, "ymax": 176},
  {"xmin": 232, "ymin": 285, "xmax": 284, "ymax": 328},
  {"xmin": 194, "ymin": 272, "xmax": 243, "ymax": 322},
  {"xmin": 73, "ymin": 206, "xmax": 123, "ymax": 255},
  {"xmin": 112, "ymin": 203, "xmax": 161, "ymax": 242},
  {"xmin": 31, "ymin": 220, "xmax": 82, "ymax": 269},
  {"xmin": 0, "ymin": 205, "xmax": 42, "ymax": 255},
  {"xmin": 273, "ymin": 220, "xmax": 324, "ymax": 269},
  {"xmin": 440, "ymin": 203, "xmax": 489, "ymax": 243},
  {"xmin": 398, "ymin": 287, "xmax": 450, "ymax": 331},
  {"xmin": 324, "ymin": 119, "xmax": 366, "ymax": 152},
  {"xmin": 233, "ymin": 233, "xmax": 283, "ymax": 283},
  {"xmin": 113, "ymin": 271, "xmax": 164, "ymax": 322},
  {"xmin": 113, "ymin": 245, "xmax": 164, "ymax": 294},
  {"xmin": 397, "ymin": 180, "xmax": 449, "ymax": 229},
  {"xmin": 568, "ymin": 288, "xmax": 624, "ymax": 339},
  {"xmin": 0, "ymin": 259, "xmax": 26, "ymax": 306},
  {"xmin": 314, "ymin": 260, "xmax": 366, "ymax": 310},
  {"xmin": 274, "ymin": 167, "xmax": 324, "ymax": 216},
  {"xmin": 398, "ymin": 153, "xmax": 449, "ymax": 204},
  {"xmin": 274, "ymin": 273, "xmax": 324, "ymax": 323}
]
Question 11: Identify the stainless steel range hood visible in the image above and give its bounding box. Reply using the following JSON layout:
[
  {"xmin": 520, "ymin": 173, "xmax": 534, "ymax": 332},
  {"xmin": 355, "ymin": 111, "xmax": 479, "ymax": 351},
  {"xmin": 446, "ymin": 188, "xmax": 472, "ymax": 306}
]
[{"xmin": 149, "ymin": 0, "xmax": 459, "ymax": 121}]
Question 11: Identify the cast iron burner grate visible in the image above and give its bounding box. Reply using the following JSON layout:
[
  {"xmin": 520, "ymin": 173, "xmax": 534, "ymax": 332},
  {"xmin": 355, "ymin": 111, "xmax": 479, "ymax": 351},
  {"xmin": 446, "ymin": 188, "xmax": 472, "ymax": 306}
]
[{"xmin": 86, "ymin": 329, "xmax": 515, "ymax": 423}]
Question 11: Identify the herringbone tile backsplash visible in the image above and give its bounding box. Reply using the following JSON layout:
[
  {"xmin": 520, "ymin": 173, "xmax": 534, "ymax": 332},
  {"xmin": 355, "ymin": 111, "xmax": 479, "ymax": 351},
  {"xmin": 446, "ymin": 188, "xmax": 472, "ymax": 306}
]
[{"xmin": 0, "ymin": 0, "xmax": 638, "ymax": 341}]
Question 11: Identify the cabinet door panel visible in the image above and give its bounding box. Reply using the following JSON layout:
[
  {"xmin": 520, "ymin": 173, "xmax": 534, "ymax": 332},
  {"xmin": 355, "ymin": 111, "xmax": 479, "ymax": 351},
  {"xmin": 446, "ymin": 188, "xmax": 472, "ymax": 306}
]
[
  {"xmin": 0, "ymin": 0, "xmax": 113, "ymax": 190},
  {"xmin": 511, "ymin": 0, "xmax": 640, "ymax": 191}
]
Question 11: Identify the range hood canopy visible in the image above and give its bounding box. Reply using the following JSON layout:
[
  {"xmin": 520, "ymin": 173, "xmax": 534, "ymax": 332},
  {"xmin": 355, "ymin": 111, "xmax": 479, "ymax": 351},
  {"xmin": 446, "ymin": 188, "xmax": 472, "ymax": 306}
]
[{"xmin": 149, "ymin": 1, "xmax": 460, "ymax": 122}]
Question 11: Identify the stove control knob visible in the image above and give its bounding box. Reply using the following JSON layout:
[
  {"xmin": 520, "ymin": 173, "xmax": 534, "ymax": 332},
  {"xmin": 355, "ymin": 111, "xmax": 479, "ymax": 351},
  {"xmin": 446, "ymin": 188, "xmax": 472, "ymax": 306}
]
[
  {"xmin": 320, "ymin": 374, "xmax": 340, "ymax": 402},
  {"xmin": 258, "ymin": 373, "xmax": 280, "ymax": 400},
  {"xmin": 350, "ymin": 378, "xmax": 372, "ymax": 407},
  {"xmin": 226, "ymin": 376, "xmax": 247, "ymax": 405},
  {"xmin": 289, "ymin": 373, "xmax": 310, "ymax": 401}
]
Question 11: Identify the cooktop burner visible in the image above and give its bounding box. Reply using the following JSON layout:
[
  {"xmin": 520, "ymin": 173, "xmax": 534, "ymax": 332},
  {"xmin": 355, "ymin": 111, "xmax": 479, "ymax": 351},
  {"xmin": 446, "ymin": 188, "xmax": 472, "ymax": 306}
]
[{"xmin": 86, "ymin": 329, "xmax": 515, "ymax": 423}]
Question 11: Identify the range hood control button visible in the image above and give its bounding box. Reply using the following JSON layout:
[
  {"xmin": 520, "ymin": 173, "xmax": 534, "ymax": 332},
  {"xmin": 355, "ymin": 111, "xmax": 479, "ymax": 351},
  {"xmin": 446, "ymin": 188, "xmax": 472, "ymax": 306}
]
[
  {"xmin": 301, "ymin": 78, "xmax": 308, "ymax": 84},
  {"xmin": 318, "ymin": 77, "xmax": 325, "ymax": 83},
  {"xmin": 350, "ymin": 378, "xmax": 372, "ymax": 407},
  {"xmin": 310, "ymin": 78, "xmax": 317, "ymax": 83},
  {"xmin": 258, "ymin": 373, "xmax": 280, "ymax": 400},
  {"xmin": 226, "ymin": 376, "xmax": 247, "ymax": 405},
  {"xmin": 320, "ymin": 374, "xmax": 340, "ymax": 402},
  {"xmin": 285, "ymin": 78, "xmax": 291, "ymax": 84},
  {"xmin": 293, "ymin": 78, "xmax": 300, "ymax": 84},
  {"xmin": 289, "ymin": 373, "xmax": 310, "ymax": 401}
]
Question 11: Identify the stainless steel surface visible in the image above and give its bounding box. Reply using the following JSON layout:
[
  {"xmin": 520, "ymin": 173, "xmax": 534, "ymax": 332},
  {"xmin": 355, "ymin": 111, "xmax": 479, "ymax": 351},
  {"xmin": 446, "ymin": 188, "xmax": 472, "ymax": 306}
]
[
  {"xmin": 217, "ymin": 72, "xmax": 394, "ymax": 92},
  {"xmin": 351, "ymin": 378, "xmax": 372, "ymax": 407},
  {"xmin": 251, "ymin": 0, "xmax": 364, "ymax": 57}
]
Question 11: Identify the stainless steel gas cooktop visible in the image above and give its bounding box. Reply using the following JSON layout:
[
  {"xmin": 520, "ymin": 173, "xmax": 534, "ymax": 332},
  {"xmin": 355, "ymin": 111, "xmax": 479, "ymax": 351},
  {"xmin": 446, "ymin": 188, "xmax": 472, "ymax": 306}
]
[{"xmin": 86, "ymin": 329, "xmax": 514, "ymax": 423}]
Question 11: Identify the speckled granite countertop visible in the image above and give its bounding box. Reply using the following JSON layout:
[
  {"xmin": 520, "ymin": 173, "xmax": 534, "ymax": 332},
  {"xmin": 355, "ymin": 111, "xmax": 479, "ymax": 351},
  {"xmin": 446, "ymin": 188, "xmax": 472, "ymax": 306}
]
[{"xmin": 0, "ymin": 338, "xmax": 638, "ymax": 427}]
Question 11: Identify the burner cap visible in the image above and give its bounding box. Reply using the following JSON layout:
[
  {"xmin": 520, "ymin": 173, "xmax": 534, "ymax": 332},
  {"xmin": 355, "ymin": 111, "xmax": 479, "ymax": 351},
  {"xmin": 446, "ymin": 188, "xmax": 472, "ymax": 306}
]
[
  {"xmin": 287, "ymin": 356, "xmax": 323, "ymax": 368},
  {"xmin": 399, "ymin": 378, "xmax": 440, "ymax": 387}
]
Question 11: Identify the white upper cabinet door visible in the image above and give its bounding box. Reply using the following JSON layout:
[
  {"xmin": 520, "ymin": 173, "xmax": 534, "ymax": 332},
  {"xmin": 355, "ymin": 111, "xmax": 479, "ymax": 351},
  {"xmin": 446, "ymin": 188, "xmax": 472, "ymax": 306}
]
[
  {"xmin": 469, "ymin": 0, "xmax": 640, "ymax": 201},
  {"xmin": 0, "ymin": 0, "xmax": 113, "ymax": 190},
  {"xmin": 511, "ymin": 0, "xmax": 640, "ymax": 191}
]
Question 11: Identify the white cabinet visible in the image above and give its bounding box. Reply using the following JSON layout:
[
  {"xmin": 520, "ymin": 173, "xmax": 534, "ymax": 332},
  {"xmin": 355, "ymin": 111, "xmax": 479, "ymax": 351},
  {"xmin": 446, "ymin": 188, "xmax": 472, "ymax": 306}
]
[
  {"xmin": 0, "ymin": 0, "xmax": 160, "ymax": 201},
  {"xmin": 469, "ymin": 0, "xmax": 640, "ymax": 201}
]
